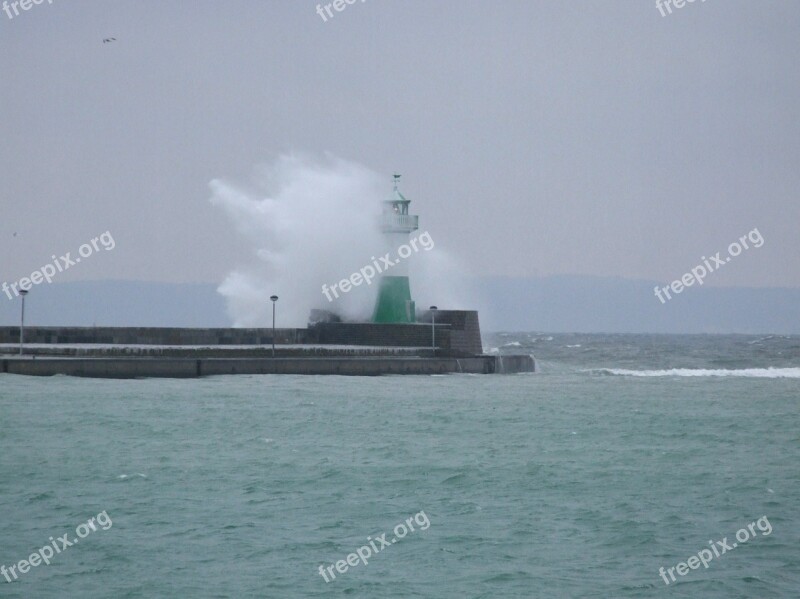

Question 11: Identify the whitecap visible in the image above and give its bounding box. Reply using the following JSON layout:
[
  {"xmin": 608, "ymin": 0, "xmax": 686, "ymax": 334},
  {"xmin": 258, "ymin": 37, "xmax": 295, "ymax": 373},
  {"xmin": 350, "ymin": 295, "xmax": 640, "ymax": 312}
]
[
  {"xmin": 591, "ymin": 367, "xmax": 800, "ymax": 379},
  {"xmin": 748, "ymin": 335, "xmax": 777, "ymax": 344}
]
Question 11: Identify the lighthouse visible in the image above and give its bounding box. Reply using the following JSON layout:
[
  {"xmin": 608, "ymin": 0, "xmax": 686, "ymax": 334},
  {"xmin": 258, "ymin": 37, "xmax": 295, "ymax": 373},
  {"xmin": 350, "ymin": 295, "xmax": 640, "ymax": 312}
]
[{"xmin": 372, "ymin": 174, "xmax": 419, "ymax": 323}]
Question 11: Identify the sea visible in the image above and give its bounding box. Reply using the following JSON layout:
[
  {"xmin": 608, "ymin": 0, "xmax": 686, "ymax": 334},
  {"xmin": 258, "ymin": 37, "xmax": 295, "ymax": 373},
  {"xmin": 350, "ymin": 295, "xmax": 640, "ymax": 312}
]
[{"xmin": 0, "ymin": 333, "xmax": 798, "ymax": 598}]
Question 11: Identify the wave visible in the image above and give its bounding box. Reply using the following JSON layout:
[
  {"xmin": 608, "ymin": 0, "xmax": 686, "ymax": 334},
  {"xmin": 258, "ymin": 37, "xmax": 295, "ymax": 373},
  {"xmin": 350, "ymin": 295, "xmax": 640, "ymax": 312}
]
[{"xmin": 592, "ymin": 367, "xmax": 800, "ymax": 379}]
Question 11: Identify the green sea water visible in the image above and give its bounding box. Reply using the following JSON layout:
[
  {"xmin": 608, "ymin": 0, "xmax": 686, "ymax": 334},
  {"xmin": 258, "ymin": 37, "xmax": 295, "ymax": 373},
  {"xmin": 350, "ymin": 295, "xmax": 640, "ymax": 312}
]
[{"xmin": 0, "ymin": 334, "xmax": 798, "ymax": 598}]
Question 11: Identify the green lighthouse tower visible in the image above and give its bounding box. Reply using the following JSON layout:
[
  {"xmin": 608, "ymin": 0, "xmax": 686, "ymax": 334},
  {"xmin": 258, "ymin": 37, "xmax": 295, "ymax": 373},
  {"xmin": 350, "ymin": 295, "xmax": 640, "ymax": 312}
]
[{"xmin": 372, "ymin": 174, "xmax": 419, "ymax": 323}]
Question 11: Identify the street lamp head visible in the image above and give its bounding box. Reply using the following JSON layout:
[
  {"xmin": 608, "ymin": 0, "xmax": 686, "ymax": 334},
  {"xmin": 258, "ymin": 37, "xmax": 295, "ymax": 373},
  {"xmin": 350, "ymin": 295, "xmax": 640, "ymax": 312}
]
[
  {"xmin": 19, "ymin": 289, "xmax": 29, "ymax": 296},
  {"xmin": 429, "ymin": 305, "xmax": 437, "ymax": 311},
  {"xmin": 270, "ymin": 295, "xmax": 279, "ymax": 302}
]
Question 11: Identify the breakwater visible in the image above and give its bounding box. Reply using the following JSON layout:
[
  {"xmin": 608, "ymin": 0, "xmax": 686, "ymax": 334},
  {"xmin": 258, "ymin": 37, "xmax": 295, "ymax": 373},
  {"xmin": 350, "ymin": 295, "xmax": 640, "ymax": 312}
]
[
  {"xmin": 0, "ymin": 311, "xmax": 536, "ymax": 377},
  {"xmin": 0, "ymin": 310, "xmax": 482, "ymax": 355},
  {"xmin": 1, "ymin": 354, "xmax": 535, "ymax": 378}
]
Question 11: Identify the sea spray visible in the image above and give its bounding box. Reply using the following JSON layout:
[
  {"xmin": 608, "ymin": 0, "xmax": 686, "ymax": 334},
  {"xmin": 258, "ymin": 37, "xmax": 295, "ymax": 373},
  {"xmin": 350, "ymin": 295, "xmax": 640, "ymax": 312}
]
[
  {"xmin": 209, "ymin": 154, "xmax": 385, "ymax": 326},
  {"xmin": 209, "ymin": 154, "xmax": 472, "ymax": 327}
]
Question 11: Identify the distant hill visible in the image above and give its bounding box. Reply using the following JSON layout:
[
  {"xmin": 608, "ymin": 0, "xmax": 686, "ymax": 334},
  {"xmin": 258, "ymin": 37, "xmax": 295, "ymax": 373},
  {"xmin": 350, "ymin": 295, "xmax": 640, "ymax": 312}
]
[
  {"xmin": 472, "ymin": 276, "xmax": 800, "ymax": 334},
  {"xmin": 0, "ymin": 281, "xmax": 229, "ymax": 328},
  {"xmin": 0, "ymin": 277, "xmax": 797, "ymax": 334}
]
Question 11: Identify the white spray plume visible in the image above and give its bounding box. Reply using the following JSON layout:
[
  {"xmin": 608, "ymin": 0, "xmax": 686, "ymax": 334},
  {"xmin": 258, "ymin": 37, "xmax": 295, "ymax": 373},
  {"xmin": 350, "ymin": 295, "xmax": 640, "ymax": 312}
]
[{"xmin": 210, "ymin": 153, "xmax": 472, "ymax": 327}]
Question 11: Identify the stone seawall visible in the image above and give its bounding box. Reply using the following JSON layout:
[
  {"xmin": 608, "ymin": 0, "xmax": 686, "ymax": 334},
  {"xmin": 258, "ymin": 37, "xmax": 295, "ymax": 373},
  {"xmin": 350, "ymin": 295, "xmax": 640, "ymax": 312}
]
[
  {"xmin": 0, "ymin": 311, "xmax": 482, "ymax": 355},
  {"xmin": 0, "ymin": 312, "xmax": 537, "ymax": 377},
  {"xmin": 5, "ymin": 345, "xmax": 433, "ymax": 358},
  {"xmin": 311, "ymin": 322, "xmax": 451, "ymax": 352},
  {"xmin": 418, "ymin": 310, "xmax": 483, "ymax": 355},
  {"xmin": 0, "ymin": 326, "xmax": 308, "ymax": 346},
  {"xmin": 0, "ymin": 355, "xmax": 535, "ymax": 378}
]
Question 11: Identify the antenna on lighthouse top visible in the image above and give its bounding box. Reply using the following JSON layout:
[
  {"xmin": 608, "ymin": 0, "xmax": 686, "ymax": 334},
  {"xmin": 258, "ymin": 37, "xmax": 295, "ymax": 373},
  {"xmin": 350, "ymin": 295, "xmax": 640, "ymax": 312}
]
[{"xmin": 393, "ymin": 173, "xmax": 401, "ymax": 190}]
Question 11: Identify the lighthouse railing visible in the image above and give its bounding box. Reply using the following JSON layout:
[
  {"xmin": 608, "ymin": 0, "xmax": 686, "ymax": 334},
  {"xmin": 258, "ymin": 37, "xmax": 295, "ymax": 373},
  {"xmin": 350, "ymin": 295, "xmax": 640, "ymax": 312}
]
[{"xmin": 380, "ymin": 214, "xmax": 419, "ymax": 231}]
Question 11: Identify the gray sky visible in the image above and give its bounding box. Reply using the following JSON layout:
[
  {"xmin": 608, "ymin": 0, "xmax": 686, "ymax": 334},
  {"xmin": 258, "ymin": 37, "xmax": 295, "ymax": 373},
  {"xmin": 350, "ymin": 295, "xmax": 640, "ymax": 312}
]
[{"xmin": 2, "ymin": 0, "xmax": 798, "ymax": 290}]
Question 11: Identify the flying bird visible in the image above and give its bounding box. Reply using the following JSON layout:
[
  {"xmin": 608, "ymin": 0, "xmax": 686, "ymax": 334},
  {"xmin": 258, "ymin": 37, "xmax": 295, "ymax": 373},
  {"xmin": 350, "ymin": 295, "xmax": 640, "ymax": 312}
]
[{"xmin": 103, "ymin": 38, "xmax": 116, "ymax": 44}]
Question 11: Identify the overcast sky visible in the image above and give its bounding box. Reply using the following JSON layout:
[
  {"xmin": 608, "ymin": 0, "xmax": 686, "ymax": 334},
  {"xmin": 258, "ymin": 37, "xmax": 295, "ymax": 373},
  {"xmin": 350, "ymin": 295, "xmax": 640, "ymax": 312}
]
[{"xmin": 2, "ymin": 0, "xmax": 798, "ymax": 290}]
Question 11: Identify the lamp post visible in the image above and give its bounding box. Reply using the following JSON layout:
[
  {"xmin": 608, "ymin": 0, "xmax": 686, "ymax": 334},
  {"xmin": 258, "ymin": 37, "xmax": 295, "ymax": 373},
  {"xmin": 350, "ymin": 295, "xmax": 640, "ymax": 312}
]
[
  {"xmin": 19, "ymin": 288, "xmax": 29, "ymax": 356},
  {"xmin": 429, "ymin": 305, "xmax": 437, "ymax": 356},
  {"xmin": 270, "ymin": 295, "xmax": 279, "ymax": 357}
]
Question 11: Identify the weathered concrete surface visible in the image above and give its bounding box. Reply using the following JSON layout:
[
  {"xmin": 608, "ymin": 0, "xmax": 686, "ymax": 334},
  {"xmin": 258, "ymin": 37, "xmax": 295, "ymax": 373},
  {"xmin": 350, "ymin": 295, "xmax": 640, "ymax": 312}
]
[
  {"xmin": 0, "ymin": 326, "xmax": 307, "ymax": 346},
  {"xmin": 494, "ymin": 354, "xmax": 537, "ymax": 374},
  {"xmin": 0, "ymin": 345, "xmax": 434, "ymax": 358},
  {"xmin": 0, "ymin": 313, "xmax": 479, "ymax": 354},
  {"xmin": 0, "ymin": 355, "xmax": 534, "ymax": 378},
  {"xmin": 3, "ymin": 357, "xmax": 199, "ymax": 378},
  {"xmin": 311, "ymin": 322, "xmax": 452, "ymax": 352},
  {"xmin": 418, "ymin": 310, "xmax": 483, "ymax": 355},
  {"xmin": 0, "ymin": 319, "xmax": 536, "ymax": 377}
]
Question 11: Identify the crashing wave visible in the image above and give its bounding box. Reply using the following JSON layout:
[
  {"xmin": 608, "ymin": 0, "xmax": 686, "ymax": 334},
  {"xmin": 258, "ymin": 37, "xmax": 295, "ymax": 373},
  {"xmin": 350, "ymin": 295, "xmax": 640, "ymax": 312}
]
[{"xmin": 592, "ymin": 367, "xmax": 800, "ymax": 378}]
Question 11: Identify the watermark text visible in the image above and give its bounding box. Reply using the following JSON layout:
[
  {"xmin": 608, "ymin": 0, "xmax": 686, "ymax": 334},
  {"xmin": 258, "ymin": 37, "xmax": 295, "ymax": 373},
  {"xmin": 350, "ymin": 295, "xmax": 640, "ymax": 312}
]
[
  {"xmin": 322, "ymin": 231, "xmax": 434, "ymax": 302},
  {"xmin": 654, "ymin": 228, "xmax": 764, "ymax": 304},
  {"xmin": 2, "ymin": 511, "xmax": 112, "ymax": 583},
  {"xmin": 318, "ymin": 511, "xmax": 430, "ymax": 583},
  {"xmin": 316, "ymin": 0, "xmax": 367, "ymax": 23},
  {"xmin": 3, "ymin": 0, "xmax": 54, "ymax": 21},
  {"xmin": 659, "ymin": 515, "xmax": 771, "ymax": 585},
  {"xmin": 656, "ymin": 0, "xmax": 707, "ymax": 18},
  {"xmin": 3, "ymin": 231, "xmax": 116, "ymax": 300}
]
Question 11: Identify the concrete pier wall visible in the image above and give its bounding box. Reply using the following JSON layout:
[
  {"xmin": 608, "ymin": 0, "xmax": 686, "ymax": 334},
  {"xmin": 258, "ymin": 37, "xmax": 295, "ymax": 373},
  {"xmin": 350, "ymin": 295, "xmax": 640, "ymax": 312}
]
[
  {"xmin": 5, "ymin": 345, "xmax": 433, "ymax": 358},
  {"xmin": 0, "ymin": 311, "xmax": 482, "ymax": 354},
  {"xmin": 0, "ymin": 326, "xmax": 307, "ymax": 346},
  {"xmin": 311, "ymin": 322, "xmax": 450, "ymax": 351},
  {"xmin": 418, "ymin": 310, "xmax": 483, "ymax": 355},
  {"xmin": 0, "ymin": 315, "xmax": 537, "ymax": 378},
  {"xmin": 0, "ymin": 355, "xmax": 533, "ymax": 378}
]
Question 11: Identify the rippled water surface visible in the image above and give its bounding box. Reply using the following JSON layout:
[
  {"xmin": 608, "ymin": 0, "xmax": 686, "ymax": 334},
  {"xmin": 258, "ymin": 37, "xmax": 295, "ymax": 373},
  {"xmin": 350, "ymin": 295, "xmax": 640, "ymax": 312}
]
[{"xmin": 1, "ymin": 334, "xmax": 798, "ymax": 598}]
